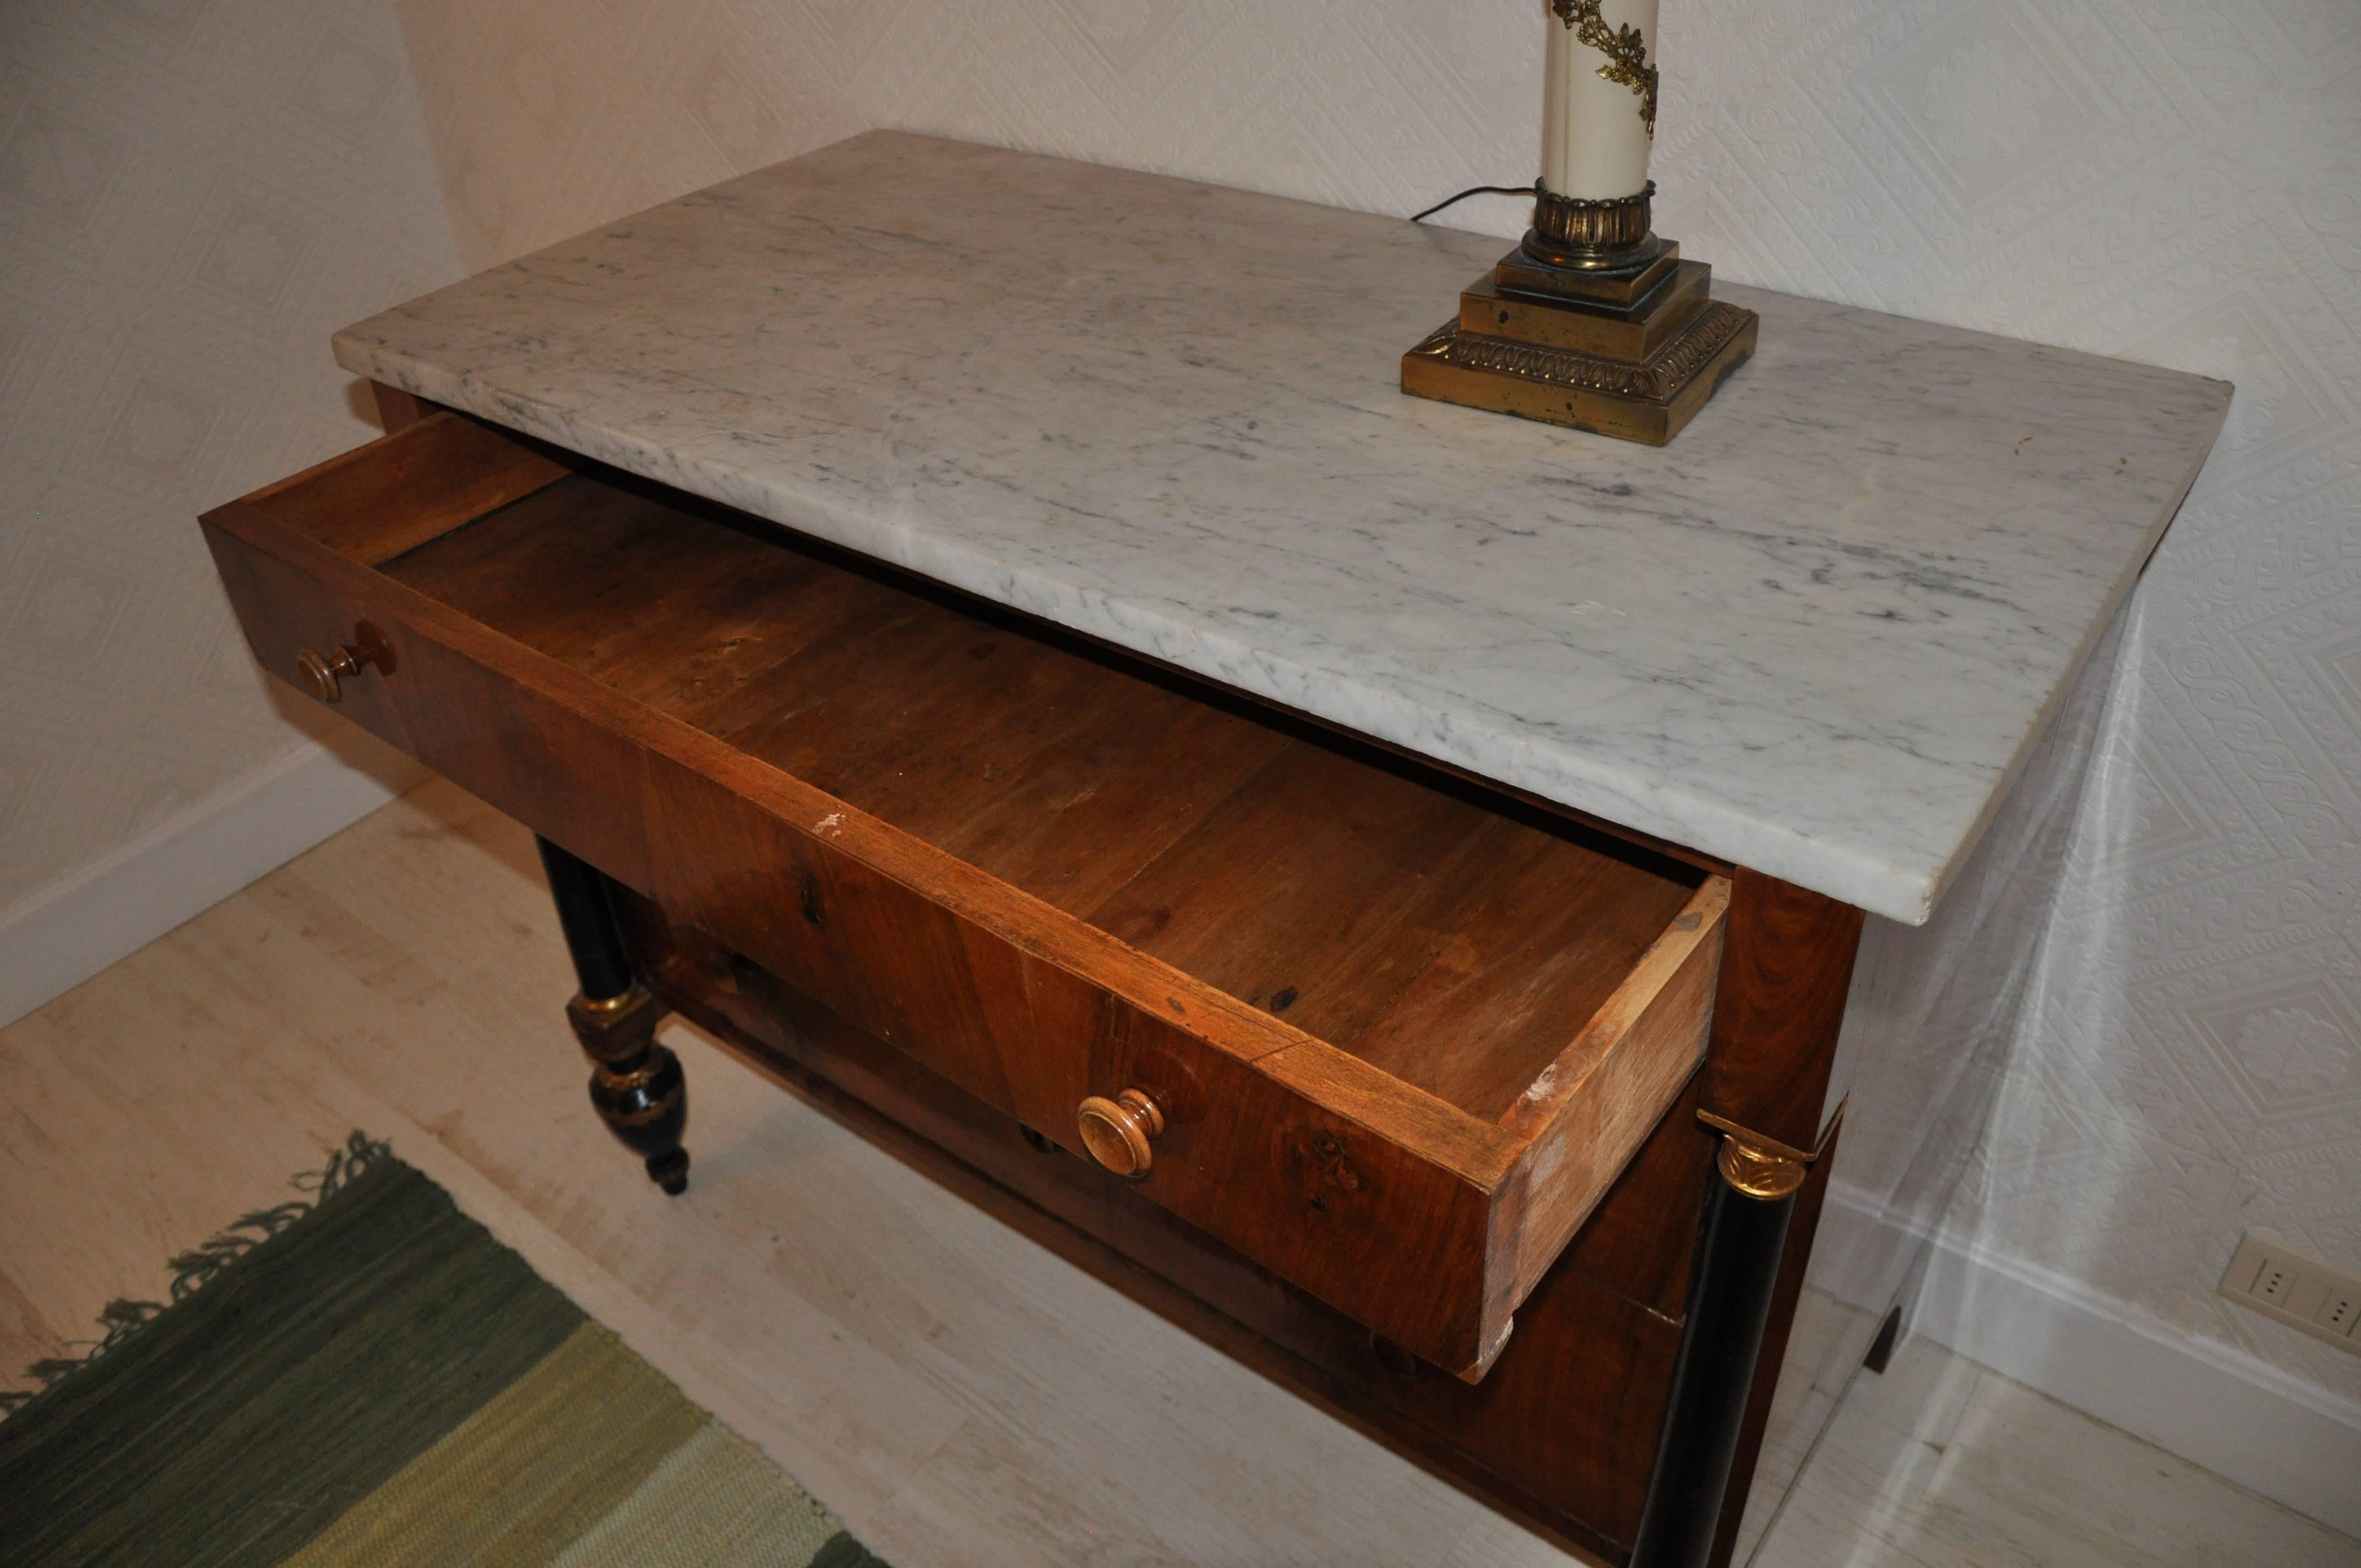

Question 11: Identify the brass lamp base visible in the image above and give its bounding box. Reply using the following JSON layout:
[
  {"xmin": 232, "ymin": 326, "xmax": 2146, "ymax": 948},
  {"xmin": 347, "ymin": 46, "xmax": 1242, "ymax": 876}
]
[{"xmin": 1402, "ymin": 197, "xmax": 1758, "ymax": 445}]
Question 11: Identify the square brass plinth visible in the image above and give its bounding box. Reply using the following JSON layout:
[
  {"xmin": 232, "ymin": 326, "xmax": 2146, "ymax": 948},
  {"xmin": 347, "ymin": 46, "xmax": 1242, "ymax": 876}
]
[
  {"xmin": 1494, "ymin": 242, "xmax": 1681, "ymax": 307},
  {"xmin": 1462, "ymin": 262, "xmax": 1714, "ymax": 362},
  {"xmin": 1404, "ymin": 253, "xmax": 1759, "ymax": 445}
]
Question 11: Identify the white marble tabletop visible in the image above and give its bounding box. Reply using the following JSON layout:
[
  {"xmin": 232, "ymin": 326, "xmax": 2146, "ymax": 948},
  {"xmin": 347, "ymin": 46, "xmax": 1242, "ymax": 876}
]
[{"xmin": 334, "ymin": 132, "xmax": 2228, "ymax": 924}]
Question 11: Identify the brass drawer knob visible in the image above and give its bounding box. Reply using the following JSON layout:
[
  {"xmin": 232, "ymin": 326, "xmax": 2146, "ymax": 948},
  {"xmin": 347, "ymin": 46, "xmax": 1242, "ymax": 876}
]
[
  {"xmin": 296, "ymin": 627, "xmax": 388, "ymax": 704},
  {"xmin": 1077, "ymin": 1088, "xmax": 1165, "ymax": 1178}
]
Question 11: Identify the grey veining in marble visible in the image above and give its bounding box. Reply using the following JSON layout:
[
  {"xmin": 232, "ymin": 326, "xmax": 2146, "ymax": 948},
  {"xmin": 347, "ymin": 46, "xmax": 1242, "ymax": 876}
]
[{"xmin": 333, "ymin": 132, "xmax": 2228, "ymax": 923}]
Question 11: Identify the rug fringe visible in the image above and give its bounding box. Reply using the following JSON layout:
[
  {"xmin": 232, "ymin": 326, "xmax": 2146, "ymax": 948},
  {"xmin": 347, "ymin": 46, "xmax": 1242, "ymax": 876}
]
[{"xmin": 0, "ymin": 1131, "xmax": 393, "ymax": 1415}]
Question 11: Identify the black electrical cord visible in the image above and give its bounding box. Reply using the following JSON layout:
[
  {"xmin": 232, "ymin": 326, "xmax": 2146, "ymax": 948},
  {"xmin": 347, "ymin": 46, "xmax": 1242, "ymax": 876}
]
[{"xmin": 1409, "ymin": 182, "xmax": 1537, "ymax": 224}]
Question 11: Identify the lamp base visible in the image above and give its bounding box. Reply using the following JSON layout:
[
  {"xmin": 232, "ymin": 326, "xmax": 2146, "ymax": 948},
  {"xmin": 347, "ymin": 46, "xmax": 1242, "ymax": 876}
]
[{"xmin": 1402, "ymin": 241, "xmax": 1757, "ymax": 445}]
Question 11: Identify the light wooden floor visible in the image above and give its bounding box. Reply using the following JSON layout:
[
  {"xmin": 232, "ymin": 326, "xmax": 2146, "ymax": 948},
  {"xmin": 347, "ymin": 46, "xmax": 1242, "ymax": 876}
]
[{"xmin": 4, "ymin": 777, "xmax": 2354, "ymax": 1567}]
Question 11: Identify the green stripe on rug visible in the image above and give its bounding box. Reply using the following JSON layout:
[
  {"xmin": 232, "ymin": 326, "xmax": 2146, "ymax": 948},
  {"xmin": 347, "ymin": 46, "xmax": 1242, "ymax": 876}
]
[
  {"xmin": 0, "ymin": 1136, "xmax": 886, "ymax": 1568},
  {"xmin": 549, "ymin": 1422, "xmax": 869, "ymax": 1568}
]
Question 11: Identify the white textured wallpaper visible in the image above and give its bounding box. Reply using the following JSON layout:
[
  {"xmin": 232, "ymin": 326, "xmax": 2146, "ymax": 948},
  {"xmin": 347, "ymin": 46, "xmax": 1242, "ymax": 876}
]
[
  {"xmin": 0, "ymin": 0, "xmax": 459, "ymax": 912},
  {"xmin": 389, "ymin": 0, "xmax": 2360, "ymax": 1417}
]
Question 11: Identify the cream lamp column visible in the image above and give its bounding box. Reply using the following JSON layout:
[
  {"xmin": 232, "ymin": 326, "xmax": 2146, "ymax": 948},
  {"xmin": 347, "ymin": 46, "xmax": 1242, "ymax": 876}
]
[{"xmin": 1401, "ymin": 0, "xmax": 1757, "ymax": 445}]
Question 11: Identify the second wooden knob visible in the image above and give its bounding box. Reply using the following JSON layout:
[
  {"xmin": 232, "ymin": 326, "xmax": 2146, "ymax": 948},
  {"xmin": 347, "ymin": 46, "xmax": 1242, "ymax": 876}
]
[{"xmin": 1076, "ymin": 1088, "xmax": 1165, "ymax": 1178}]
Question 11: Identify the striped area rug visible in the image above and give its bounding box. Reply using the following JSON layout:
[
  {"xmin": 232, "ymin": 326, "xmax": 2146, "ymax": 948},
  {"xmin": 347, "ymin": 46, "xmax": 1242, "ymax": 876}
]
[{"xmin": 0, "ymin": 1135, "xmax": 886, "ymax": 1568}]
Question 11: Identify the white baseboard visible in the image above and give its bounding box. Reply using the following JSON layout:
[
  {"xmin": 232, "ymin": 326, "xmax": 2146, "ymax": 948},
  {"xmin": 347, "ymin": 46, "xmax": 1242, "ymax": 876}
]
[
  {"xmin": 1825, "ymin": 1184, "xmax": 2361, "ymax": 1538},
  {"xmin": 0, "ymin": 739, "xmax": 423, "ymax": 1030}
]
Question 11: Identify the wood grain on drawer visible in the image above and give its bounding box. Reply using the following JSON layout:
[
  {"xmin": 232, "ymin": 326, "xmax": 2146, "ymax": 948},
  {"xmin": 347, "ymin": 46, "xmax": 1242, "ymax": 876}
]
[{"xmin": 199, "ymin": 414, "xmax": 1727, "ymax": 1378}]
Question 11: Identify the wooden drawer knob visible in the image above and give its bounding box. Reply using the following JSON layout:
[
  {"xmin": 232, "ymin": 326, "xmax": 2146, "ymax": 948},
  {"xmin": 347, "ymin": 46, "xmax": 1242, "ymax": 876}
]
[
  {"xmin": 1077, "ymin": 1089, "xmax": 1165, "ymax": 1178},
  {"xmin": 296, "ymin": 627, "xmax": 389, "ymax": 704}
]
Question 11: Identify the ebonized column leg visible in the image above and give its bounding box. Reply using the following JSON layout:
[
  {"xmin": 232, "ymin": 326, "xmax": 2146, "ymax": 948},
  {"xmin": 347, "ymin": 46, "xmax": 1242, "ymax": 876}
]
[
  {"xmin": 1628, "ymin": 1136, "xmax": 1805, "ymax": 1568},
  {"xmin": 1633, "ymin": 869, "xmax": 1862, "ymax": 1566},
  {"xmin": 537, "ymin": 836, "xmax": 690, "ymax": 1195}
]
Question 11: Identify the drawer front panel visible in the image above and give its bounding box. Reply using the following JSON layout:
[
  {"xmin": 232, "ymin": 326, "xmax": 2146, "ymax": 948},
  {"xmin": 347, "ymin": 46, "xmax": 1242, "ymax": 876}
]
[
  {"xmin": 201, "ymin": 504, "xmax": 1509, "ymax": 1372},
  {"xmin": 655, "ymin": 779, "xmax": 1501, "ymax": 1358}
]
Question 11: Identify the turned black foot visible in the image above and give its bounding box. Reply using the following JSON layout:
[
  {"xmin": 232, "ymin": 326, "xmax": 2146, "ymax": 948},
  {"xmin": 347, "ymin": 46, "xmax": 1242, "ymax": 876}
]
[
  {"xmin": 539, "ymin": 836, "xmax": 690, "ymax": 1196},
  {"xmin": 644, "ymin": 1146, "xmax": 690, "ymax": 1194},
  {"xmin": 570, "ymin": 987, "xmax": 692, "ymax": 1195}
]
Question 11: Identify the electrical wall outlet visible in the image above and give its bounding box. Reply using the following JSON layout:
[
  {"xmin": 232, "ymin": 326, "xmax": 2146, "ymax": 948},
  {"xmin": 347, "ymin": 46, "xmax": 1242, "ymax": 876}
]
[{"xmin": 2218, "ymin": 1231, "xmax": 2361, "ymax": 1355}]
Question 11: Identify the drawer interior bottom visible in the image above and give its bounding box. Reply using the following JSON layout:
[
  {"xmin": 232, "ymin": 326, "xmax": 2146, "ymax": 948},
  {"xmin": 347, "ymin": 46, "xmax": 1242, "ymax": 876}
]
[{"xmin": 383, "ymin": 470, "xmax": 1706, "ymax": 1123}]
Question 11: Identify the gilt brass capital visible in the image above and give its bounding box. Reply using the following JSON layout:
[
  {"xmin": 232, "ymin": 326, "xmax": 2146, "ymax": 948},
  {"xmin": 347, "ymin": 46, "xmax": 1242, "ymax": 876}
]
[
  {"xmin": 1713, "ymin": 1136, "xmax": 1808, "ymax": 1200},
  {"xmin": 566, "ymin": 983, "xmax": 661, "ymax": 1063},
  {"xmin": 1698, "ymin": 1110, "xmax": 1817, "ymax": 1201}
]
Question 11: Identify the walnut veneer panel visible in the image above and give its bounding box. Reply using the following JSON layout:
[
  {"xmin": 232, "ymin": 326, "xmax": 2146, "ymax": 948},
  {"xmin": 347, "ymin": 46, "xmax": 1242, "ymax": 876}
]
[{"xmin": 198, "ymin": 416, "xmax": 1726, "ymax": 1378}]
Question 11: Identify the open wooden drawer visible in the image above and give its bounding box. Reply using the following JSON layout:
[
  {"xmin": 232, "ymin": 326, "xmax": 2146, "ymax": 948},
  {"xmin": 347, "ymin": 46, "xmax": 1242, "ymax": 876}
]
[{"xmin": 202, "ymin": 412, "xmax": 1728, "ymax": 1379}]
